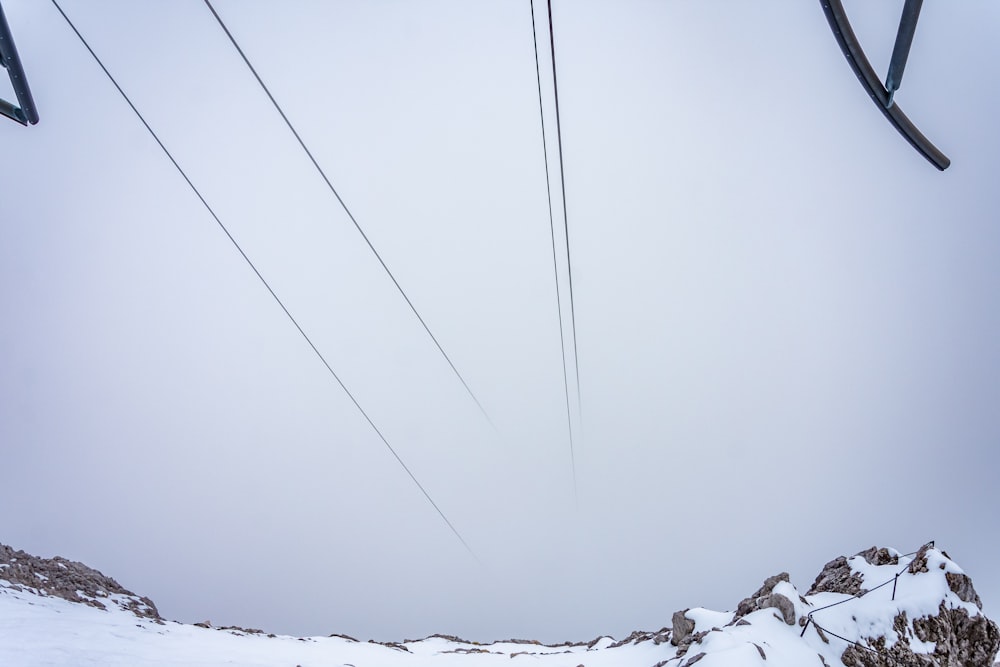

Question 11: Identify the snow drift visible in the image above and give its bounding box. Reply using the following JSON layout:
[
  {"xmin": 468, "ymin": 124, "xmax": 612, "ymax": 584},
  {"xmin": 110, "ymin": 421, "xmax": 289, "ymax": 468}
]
[{"xmin": 1, "ymin": 541, "xmax": 997, "ymax": 666}]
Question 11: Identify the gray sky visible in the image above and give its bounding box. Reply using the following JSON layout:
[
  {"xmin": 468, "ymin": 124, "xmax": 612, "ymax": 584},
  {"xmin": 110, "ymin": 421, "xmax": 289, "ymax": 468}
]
[{"xmin": 2, "ymin": 0, "xmax": 999, "ymax": 644}]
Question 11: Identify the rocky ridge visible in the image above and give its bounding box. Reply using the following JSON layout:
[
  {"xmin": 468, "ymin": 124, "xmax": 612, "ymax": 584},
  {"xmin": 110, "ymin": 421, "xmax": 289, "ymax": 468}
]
[
  {"xmin": 662, "ymin": 542, "xmax": 999, "ymax": 667},
  {"xmin": 1, "ymin": 541, "xmax": 997, "ymax": 666},
  {"xmin": 0, "ymin": 542, "xmax": 160, "ymax": 621}
]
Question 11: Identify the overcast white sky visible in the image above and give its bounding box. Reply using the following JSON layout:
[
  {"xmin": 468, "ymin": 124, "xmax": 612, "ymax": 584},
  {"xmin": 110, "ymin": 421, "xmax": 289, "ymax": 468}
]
[{"xmin": 2, "ymin": 0, "xmax": 999, "ymax": 644}]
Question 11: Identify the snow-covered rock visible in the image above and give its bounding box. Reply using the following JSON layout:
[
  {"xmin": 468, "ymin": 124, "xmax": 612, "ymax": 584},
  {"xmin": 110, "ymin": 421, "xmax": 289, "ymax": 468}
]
[
  {"xmin": 1, "ymin": 541, "xmax": 996, "ymax": 666},
  {"xmin": 0, "ymin": 542, "xmax": 159, "ymax": 620}
]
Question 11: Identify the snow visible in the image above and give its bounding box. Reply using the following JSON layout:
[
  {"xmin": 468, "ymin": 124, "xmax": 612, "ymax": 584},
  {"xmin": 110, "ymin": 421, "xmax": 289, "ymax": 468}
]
[
  {"xmin": 0, "ymin": 580, "xmax": 671, "ymax": 667},
  {"xmin": 684, "ymin": 607, "xmax": 733, "ymax": 629},
  {"xmin": 0, "ymin": 546, "xmax": 992, "ymax": 667}
]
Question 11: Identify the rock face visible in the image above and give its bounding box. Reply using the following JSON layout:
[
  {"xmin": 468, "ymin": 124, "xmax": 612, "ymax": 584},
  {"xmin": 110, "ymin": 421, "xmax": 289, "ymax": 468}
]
[
  {"xmin": 807, "ymin": 555, "xmax": 865, "ymax": 596},
  {"xmin": 733, "ymin": 572, "xmax": 798, "ymax": 626},
  {"xmin": 670, "ymin": 609, "xmax": 695, "ymax": 646},
  {"xmin": 668, "ymin": 544, "xmax": 998, "ymax": 667},
  {"xmin": 841, "ymin": 603, "xmax": 1000, "ymax": 667},
  {"xmin": 806, "ymin": 544, "xmax": 998, "ymax": 667},
  {"xmin": 0, "ymin": 540, "xmax": 996, "ymax": 667},
  {"xmin": 947, "ymin": 572, "xmax": 984, "ymax": 609},
  {"xmin": 0, "ymin": 543, "xmax": 160, "ymax": 621}
]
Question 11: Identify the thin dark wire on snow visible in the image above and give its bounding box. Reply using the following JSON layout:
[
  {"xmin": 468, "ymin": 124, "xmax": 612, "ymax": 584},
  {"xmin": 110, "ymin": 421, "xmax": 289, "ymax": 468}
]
[
  {"xmin": 545, "ymin": 0, "xmax": 583, "ymax": 432},
  {"xmin": 530, "ymin": 0, "xmax": 577, "ymax": 501},
  {"xmin": 49, "ymin": 0, "xmax": 479, "ymax": 562},
  {"xmin": 202, "ymin": 0, "xmax": 497, "ymax": 433}
]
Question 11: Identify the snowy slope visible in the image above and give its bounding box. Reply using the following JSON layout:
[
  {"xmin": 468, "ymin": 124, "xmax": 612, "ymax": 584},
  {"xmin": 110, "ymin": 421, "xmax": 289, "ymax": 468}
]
[{"xmin": 1, "ymin": 543, "xmax": 997, "ymax": 667}]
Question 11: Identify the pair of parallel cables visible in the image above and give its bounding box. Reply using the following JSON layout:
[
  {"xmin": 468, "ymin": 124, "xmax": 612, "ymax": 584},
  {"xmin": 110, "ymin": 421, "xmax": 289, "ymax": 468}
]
[
  {"xmin": 49, "ymin": 0, "xmax": 487, "ymax": 559},
  {"xmin": 49, "ymin": 0, "xmax": 585, "ymax": 557},
  {"xmin": 529, "ymin": 0, "xmax": 583, "ymax": 501}
]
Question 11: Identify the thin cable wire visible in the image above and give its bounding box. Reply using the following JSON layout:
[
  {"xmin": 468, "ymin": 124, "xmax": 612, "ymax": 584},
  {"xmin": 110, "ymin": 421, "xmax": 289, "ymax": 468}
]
[
  {"xmin": 201, "ymin": 0, "xmax": 496, "ymax": 433},
  {"xmin": 49, "ymin": 0, "xmax": 478, "ymax": 562},
  {"xmin": 545, "ymin": 0, "xmax": 583, "ymax": 426},
  {"xmin": 530, "ymin": 0, "xmax": 576, "ymax": 501}
]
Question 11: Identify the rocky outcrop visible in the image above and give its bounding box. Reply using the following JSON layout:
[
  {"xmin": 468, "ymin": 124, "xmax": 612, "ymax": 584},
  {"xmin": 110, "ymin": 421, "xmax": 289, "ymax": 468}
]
[
  {"xmin": 857, "ymin": 546, "xmax": 899, "ymax": 567},
  {"xmin": 841, "ymin": 603, "xmax": 1000, "ymax": 667},
  {"xmin": 0, "ymin": 542, "xmax": 159, "ymax": 621},
  {"xmin": 909, "ymin": 542, "xmax": 933, "ymax": 574},
  {"xmin": 607, "ymin": 627, "xmax": 671, "ymax": 648},
  {"xmin": 733, "ymin": 572, "xmax": 798, "ymax": 625},
  {"xmin": 821, "ymin": 545, "xmax": 998, "ymax": 667},
  {"xmin": 914, "ymin": 603, "xmax": 1000, "ymax": 666},
  {"xmin": 1, "ymin": 540, "xmax": 996, "ymax": 667},
  {"xmin": 947, "ymin": 572, "xmax": 983, "ymax": 609},
  {"xmin": 806, "ymin": 545, "xmax": 901, "ymax": 596},
  {"xmin": 807, "ymin": 555, "xmax": 865, "ymax": 596},
  {"xmin": 667, "ymin": 544, "xmax": 997, "ymax": 667},
  {"xmin": 671, "ymin": 609, "xmax": 695, "ymax": 646}
]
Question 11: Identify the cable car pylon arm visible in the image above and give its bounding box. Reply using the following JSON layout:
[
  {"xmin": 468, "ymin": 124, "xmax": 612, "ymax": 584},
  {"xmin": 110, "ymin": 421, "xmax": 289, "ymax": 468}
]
[
  {"xmin": 0, "ymin": 0, "xmax": 38, "ymax": 125},
  {"xmin": 885, "ymin": 0, "xmax": 924, "ymax": 107},
  {"xmin": 819, "ymin": 0, "xmax": 948, "ymax": 170}
]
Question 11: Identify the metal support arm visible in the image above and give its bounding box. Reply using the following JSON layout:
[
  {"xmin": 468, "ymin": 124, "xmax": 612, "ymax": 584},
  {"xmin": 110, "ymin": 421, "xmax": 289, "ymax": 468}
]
[
  {"xmin": 819, "ymin": 0, "xmax": 948, "ymax": 170},
  {"xmin": 885, "ymin": 0, "xmax": 925, "ymax": 107},
  {"xmin": 0, "ymin": 0, "xmax": 39, "ymax": 125}
]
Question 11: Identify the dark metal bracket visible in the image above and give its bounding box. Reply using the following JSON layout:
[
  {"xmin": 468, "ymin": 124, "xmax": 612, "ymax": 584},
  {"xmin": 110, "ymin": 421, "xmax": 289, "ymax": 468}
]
[
  {"xmin": 0, "ymin": 0, "xmax": 39, "ymax": 125},
  {"xmin": 885, "ymin": 0, "xmax": 924, "ymax": 108},
  {"xmin": 819, "ymin": 0, "xmax": 948, "ymax": 170}
]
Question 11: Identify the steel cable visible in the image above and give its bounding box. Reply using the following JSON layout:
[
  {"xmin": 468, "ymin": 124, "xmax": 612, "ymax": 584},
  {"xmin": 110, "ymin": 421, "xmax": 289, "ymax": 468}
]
[
  {"xmin": 202, "ymin": 0, "xmax": 497, "ymax": 433},
  {"xmin": 49, "ymin": 0, "xmax": 479, "ymax": 562},
  {"xmin": 545, "ymin": 0, "xmax": 584, "ymax": 430},
  {"xmin": 529, "ymin": 0, "xmax": 577, "ymax": 501}
]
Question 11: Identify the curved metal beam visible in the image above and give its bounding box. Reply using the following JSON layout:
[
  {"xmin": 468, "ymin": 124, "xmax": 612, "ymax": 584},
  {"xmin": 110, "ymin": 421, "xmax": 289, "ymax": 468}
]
[
  {"xmin": 0, "ymin": 0, "xmax": 39, "ymax": 125},
  {"xmin": 819, "ymin": 0, "xmax": 949, "ymax": 170}
]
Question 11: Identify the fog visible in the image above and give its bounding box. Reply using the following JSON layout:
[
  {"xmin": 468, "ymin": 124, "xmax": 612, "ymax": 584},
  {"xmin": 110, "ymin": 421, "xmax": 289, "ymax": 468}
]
[{"xmin": 2, "ymin": 0, "xmax": 998, "ymax": 643}]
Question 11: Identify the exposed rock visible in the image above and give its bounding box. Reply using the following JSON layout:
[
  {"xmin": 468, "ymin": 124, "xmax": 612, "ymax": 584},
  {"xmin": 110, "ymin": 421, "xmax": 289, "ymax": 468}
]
[
  {"xmin": 609, "ymin": 630, "xmax": 652, "ymax": 647},
  {"xmin": 807, "ymin": 556, "xmax": 864, "ymax": 596},
  {"xmin": 734, "ymin": 572, "xmax": 796, "ymax": 625},
  {"xmin": 675, "ymin": 630, "xmax": 708, "ymax": 657},
  {"xmin": 651, "ymin": 628, "xmax": 671, "ymax": 646},
  {"xmin": 607, "ymin": 627, "xmax": 670, "ymax": 648},
  {"xmin": 671, "ymin": 609, "xmax": 696, "ymax": 646},
  {"xmin": 668, "ymin": 610, "xmax": 708, "ymax": 658},
  {"xmin": 0, "ymin": 542, "xmax": 159, "ymax": 621},
  {"xmin": 839, "ymin": 593, "xmax": 999, "ymax": 667},
  {"xmin": 440, "ymin": 647, "xmax": 498, "ymax": 655},
  {"xmin": 218, "ymin": 625, "xmax": 266, "ymax": 635},
  {"xmin": 909, "ymin": 542, "xmax": 932, "ymax": 574},
  {"xmin": 857, "ymin": 546, "xmax": 898, "ymax": 567},
  {"xmin": 681, "ymin": 651, "xmax": 706, "ymax": 666},
  {"xmin": 913, "ymin": 602, "xmax": 1000, "ymax": 667},
  {"xmin": 428, "ymin": 634, "xmax": 471, "ymax": 644},
  {"xmin": 608, "ymin": 630, "xmax": 653, "ymax": 648},
  {"xmin": 946, "ymin": 572, "xmax": 983, "ymax": 609},
  {"xmin": 367, "ymin": 640, "xmax": 410, "ymax": 652},
  {"xmin": 2, "ymin": 539, "xmax": 996, "ymax": 667},
  {"xmin": 760, "ymin": 592, "xmax": 797, "ymax": 626}
]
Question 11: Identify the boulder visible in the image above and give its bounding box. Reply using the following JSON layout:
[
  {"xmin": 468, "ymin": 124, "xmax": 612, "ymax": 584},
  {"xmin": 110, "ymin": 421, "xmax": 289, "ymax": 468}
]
[
  {"xmin": 671, "ymin": 609, "xmax": 695, "ymax": 646},
  {"xmin": 734, "ymin": 572, "xmax": 792, "ymax": 620}
]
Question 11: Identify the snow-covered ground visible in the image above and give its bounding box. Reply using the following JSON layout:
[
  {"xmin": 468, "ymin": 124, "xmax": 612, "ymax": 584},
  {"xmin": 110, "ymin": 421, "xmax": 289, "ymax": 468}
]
[{"xmin": 0, "ymin": 544, "xmax": 995, "ymax": 666}]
